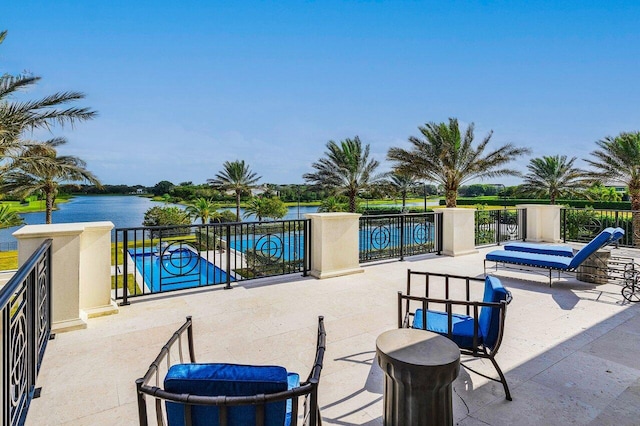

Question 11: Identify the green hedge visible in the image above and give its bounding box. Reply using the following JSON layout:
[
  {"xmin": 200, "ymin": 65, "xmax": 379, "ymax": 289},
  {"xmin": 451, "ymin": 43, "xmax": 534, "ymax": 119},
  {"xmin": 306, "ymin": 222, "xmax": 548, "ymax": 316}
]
[{"xmin": 442, "ymin": 198, "xmax": 632, "ymax": 210}]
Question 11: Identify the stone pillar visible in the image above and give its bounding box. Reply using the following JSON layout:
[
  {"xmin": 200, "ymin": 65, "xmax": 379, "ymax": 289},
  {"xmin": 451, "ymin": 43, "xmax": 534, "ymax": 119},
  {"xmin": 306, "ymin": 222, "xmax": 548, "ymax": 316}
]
[
  {"xmin": 516, "ymin": 204, "xmax": 562, "ymax": 242},
  {"xmin": 306, "ymin": 213, "xmax": 364, "ymax": 279},
  {"xmin": 13, "ymin": 221, "xmax": 118, "ymax": 332},
  {"xmin": 433, "ymin": 208, "xmax": 478, "ymax": 256}
]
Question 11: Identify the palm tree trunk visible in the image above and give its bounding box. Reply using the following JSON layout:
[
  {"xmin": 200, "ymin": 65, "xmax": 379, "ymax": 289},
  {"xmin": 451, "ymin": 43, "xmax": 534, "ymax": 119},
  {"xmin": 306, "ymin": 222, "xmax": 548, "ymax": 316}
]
[
  {"xmin": 235, "ymin": 191, "xmax": 241, "ymax": 221},
  {"xmin": 445, "ymin": 189, "xmax": 457, "ymax": 208},
  {"xmin": 348, "ymin": 191, "xmax": 357, "ymax": 213},
  {"xmin": 631, "ymin": 191, "xmax": 640, "ymax": 247},
  {"xmin": 45, "ymin": 192, "xmax": 54, "ymax": 224}
]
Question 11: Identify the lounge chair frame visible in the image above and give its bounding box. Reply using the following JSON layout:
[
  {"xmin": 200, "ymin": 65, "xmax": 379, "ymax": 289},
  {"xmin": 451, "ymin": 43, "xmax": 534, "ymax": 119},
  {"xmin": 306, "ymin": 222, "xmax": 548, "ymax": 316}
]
[
  {"xmin": 398, "ymin": 271, "xmax": 513, "ymax": 400},
  {"xmin": 135, "ymin": 316, "xmax": 326, "ymax": 426}
]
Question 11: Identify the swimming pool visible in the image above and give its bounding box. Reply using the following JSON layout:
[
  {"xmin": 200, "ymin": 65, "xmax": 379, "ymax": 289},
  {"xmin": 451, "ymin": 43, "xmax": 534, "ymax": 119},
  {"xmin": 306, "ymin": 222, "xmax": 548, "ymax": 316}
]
[{"xmin": 128, "ymin": 246, "xmax": 232, "ymax": 293}]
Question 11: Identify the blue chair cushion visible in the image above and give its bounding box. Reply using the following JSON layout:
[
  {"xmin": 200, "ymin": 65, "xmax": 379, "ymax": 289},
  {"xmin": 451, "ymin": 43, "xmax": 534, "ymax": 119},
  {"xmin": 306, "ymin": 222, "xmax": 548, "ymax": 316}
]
[
  {"xmin": 478, "ymin": 276, "xmax": 509, "ymax": 349},
  {"xmin": 486, "ymin": 250, "xmax": 573, "ymax": 269},
  {"xmin": 164, "ymin": 363, "xmax": 289, "ymax": 426},
  {"xmin": 412, "ymin": 309, "xmax": 481, "ymax": 349},
  {"xmin": 411, "ymin": 276, "xmax": 508, "ymax": 351},
  {"xmin": 285, "ymin": 373, "xmax": 300, "ymax": 426},
  {"xmin": 504, "ymin": 242, "xmax": 574, "ymax": 257}
]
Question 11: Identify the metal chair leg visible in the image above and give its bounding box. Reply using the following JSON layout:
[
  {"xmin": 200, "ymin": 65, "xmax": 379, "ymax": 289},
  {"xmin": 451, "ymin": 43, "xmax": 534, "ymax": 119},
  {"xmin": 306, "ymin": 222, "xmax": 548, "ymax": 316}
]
[{"xmin": 489, "ymin": 355, "xmax": 512, "ymax": 401}]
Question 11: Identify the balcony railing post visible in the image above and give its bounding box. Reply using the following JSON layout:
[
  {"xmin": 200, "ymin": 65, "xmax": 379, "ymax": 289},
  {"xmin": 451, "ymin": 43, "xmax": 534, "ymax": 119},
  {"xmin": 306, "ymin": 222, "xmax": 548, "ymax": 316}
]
[
  {"xmin": 399, "ymin": 215, "xmax": 405, "ymax": 261},
  {"xmin": 437, "ymin": 212, "xmax": 443, "ymax": 255},
  {"xmin": 303, "ymin": 219, "xmax": 309, "ymax": 277},
  {"xmin": 496, "ymin": 209, "xmax": 502, "ymax": 245},
  {"xmin": 122, "ymin": 231, "xmax": 129, "ymax": 306},
  {"xmin": 522, "ymin": 209, "xmax": 527, "ymax": 241},
  {"xmin": 224, "ymin": 224, "xmax": 232, "ymax": 290},
  {"xmin": 562, "ymin": 208, "xmax": 567, "ymax": 243}
]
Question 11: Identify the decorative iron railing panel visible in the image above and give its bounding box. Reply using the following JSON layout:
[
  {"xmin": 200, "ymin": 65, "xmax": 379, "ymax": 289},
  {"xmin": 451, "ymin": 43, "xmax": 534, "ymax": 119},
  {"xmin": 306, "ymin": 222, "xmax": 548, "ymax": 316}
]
[
  {"xmin": 475, "ymin": 208, "xmax": 527, "ymax": 246},
  {"xmin": 561, "ymin": 208, "xmax": 640, "ymax": 248},
  {"xmin": 1, "ymin": 239, "xmax": 52, "ymax": 426},
  {"xmin": 359, "ymin": 213, "xmax": 442, "ymax": 263},
  {"xmin": 114, "ymin": 220, "xmax": 310, "ymax": 303}
]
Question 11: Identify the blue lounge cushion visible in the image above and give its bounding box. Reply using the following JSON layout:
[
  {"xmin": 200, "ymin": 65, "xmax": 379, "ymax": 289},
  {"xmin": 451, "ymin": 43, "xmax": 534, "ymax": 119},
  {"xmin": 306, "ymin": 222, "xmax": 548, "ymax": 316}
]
[
  {"xmin": 412, "ymin": 276, "xmax": 508, "ymax": 350},
  {"xmin": 568, "ymin": 228, "xmax": 614, "ymax": 269},
  {"xmin": 164, "ymin": 363, "xmax": 289, "ymax": 426},
  {"xmin": 504, "ymin": 242, "xmax": 574, "ymax": 257},
  {"xmin": 611, "ymin": 227, "xmax": 625, "ymax": 243},
  {"xmin": 486, "ymin": 250, "xmax": 573, "ymax": 269}
]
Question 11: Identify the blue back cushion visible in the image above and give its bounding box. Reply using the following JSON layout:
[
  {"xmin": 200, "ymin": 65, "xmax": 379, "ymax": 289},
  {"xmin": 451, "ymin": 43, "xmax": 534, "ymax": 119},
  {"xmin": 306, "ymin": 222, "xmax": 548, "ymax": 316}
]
[
  {"xmin": 478, "ymin": 276, "xmax": 509, "ymax": 350},
  {"xmin": 164, "ymin": 363, "xmax": 289, "ymax": 426},
  {"xmin": 568, "ymin": 228, "xmax": 614, "ymax": 269},
  {"xmin": 611, "ymin": 227, "xmax": 625, "ymax": 243}
]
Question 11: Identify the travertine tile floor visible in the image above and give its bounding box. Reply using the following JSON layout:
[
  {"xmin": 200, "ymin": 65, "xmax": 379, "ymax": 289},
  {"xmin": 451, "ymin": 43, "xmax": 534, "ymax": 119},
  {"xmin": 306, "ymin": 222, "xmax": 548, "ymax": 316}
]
[{"xmin": 27, "ymin": 247, "xmax": 640, "ymax": 425}]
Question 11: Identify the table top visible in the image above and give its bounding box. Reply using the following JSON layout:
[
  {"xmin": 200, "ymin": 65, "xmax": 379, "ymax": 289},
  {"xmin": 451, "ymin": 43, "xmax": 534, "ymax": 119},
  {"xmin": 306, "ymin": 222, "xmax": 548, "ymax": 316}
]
[{"xmin": 376, "ymin": 328, "xmax": 460, "ymax": 368}]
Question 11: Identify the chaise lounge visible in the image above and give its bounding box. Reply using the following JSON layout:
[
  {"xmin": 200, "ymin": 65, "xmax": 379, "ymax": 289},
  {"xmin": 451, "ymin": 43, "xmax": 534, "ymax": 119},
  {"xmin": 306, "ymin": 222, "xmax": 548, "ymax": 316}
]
[{"xmin": 484, "ymin": 228, "xmax": 625, "ymax": 285}]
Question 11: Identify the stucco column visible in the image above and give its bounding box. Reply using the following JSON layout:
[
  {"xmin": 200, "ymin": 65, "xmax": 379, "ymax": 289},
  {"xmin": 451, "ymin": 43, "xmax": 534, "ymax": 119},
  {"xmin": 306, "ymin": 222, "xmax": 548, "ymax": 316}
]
[
  {"xmin": 306, "ymin": 213, "xmax": 364, "ymax": 279},
  {"xmin": 516, "ymin": 204, "xmax": 562, "ymax": 242},
  {"xmin": 433, "ymin": 208, "xmax": 478, "ymax": 256},
  {"xmin": 13, "ymin": 221, "xmax": 118, "ymax": 332}
]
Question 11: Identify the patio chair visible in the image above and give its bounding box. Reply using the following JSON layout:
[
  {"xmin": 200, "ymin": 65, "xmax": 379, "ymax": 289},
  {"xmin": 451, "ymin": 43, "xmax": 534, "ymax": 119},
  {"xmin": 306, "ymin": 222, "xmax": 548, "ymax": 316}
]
[
  {"xmin": 503, "ymin": 227, "xmax": 624, "ymax": 257},
  {"xmin": 398, "ymin": 271, "xmax": 513, "ymax": 400},
  {"xmin": 484, "ymin": 228, "xmax": 625, "ymax": 286},
  {"xmin": 135, "ymin": 316, "xmax": 326, "ymax": 426}
]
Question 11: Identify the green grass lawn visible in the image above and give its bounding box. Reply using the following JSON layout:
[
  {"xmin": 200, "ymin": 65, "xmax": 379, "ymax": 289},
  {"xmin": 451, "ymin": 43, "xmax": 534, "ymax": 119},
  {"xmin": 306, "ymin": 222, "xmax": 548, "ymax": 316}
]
[
  {"xmin": 0, "ymin": 251, "xmax": 18, "ymax": 270},
  {"xmin": 0, "ymin": 197, "xmax": 71, "ymax": 214}
]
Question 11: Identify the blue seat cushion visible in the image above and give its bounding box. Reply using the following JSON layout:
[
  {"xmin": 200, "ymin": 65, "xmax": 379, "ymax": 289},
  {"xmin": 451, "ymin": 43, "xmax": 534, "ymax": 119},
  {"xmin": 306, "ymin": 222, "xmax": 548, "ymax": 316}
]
[
  {"xmin": 611, "ymin": 227, "xmax": 625, "ymax": 243},
  {"xmin": 504, "ymin": 242, "xmax": 574, "ymax": 257},
  {"xmin": 486, "ymin": 250, "xmax": 573, "ymax": 269},
  {"xmin": 412, "ymin": 309, "xmax": 481, "ymax": 349},
  {"xmin": 164, "ymin": 363, "xmax": 289, "ymax": 426}
]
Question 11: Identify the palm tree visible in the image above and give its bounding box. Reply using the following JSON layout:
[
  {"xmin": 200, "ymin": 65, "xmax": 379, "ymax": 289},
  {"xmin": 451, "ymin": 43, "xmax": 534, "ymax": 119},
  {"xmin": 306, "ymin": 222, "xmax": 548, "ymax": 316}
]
[
  {"xmin": 0, "ymin": 204, "xmax": 24, "ymax": 229},
  {"xmin": 303, "ymin": 136, "xmax": 383, "ymax": 213},
  {"xmin": 585, "ymin": 131, "xmax": 640, "ymax": 245},
  {"xmin": 2, "ymin": 137, "xmax": 101, "ymax": 223},
  {"xmin": 386, "ymin": 172, "xmax": 416, "ymax": 209},
  {"xmin": 387, "ymin": 118, "xmax": 530, "ymax": 207},
  {"xmin": 185, "ymin": 197, "xmax": 220, "ymax": 224},
  {"xmin": 208, "ymin": 160, "xmax": 261, "ymax": 221},
  {"xmin": 0, "ymin": 31, "xmax": 96, "ymax": 154},
  {"xmin": 520, "ymin": 155, "xmax": 591, "ymax": 204}
]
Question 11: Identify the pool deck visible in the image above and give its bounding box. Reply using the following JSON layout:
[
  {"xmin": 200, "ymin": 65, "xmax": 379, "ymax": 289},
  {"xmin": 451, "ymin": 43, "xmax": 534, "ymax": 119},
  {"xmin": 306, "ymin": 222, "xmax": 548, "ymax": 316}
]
[{"xmin": 27, "ymin": 246, "xmax": 640, "ymax": 425}]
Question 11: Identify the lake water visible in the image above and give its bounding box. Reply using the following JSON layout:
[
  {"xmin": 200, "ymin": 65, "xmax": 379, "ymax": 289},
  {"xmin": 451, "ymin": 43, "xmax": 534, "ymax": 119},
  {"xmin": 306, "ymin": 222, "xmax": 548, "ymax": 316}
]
[{"xmin": 0, "ymin": 195, "xmax": 439, "ymax": 246}]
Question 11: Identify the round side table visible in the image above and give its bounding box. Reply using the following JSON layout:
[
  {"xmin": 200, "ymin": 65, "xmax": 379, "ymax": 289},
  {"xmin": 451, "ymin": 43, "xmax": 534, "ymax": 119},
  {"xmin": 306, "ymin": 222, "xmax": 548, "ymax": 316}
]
[{"xmin": 376, "ymin": 328, "xmax": 460, "ymax": 426}]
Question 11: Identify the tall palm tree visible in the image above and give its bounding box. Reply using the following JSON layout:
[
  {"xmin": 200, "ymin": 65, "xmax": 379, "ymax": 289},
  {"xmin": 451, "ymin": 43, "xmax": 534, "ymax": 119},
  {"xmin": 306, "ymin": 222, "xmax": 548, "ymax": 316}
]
[
  {"xmin": 386, "ymin": 172, "xmax": 416, "ymax": 209},
  {"xmin": 387, "ymin": 118, "xmax": 530, "ymax": 207},
  {"xmin": 303, "ymin": 136, "xmax": 383, "ymax": 213},
  {"xmin": 185, "ymin": 197, "xmax": 220, "ymax": 224},
  {"xmin": 208, "ymin": 160, "xmax": 261, "ymax": 221},
  {"xmin": 521, "ymin": 155, "xmax": 591, "ymax": 204},
  {"xmin": 585, "ymin": 131, "xmax": 640, "ymax": 245},
  {"xmin": 2, "ymin": 137, "xmax": 101, "ymax": 223},
  {"xmin": 0, "ymin": 31, "xmax": 96, "ymax": 155}
]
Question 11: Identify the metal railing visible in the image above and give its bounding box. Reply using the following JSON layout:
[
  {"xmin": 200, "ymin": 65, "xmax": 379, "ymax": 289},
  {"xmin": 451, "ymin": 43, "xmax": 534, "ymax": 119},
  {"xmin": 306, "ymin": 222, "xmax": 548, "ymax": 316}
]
[
  {"xmin": 1, "ymin": 239, "xmax": 52, "ymax": 426},
  {"xmin": 114, "ymin": 220, "xmax": 310, "ymax": 303},
  {"xmin": 475, "ymin": 208, "xmax": 527, "ymax": 246},
  {"xmin": 561, "ymin": 208, "xmax": 640, "ymax": 248},
  {"xmin": 359, "ymin": 213, "xmax": 442, "ymax": 263}
]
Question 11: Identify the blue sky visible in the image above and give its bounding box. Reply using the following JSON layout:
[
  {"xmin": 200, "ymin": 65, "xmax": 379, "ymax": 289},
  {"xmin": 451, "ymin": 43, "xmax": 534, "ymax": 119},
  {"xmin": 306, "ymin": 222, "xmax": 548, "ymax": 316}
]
[{"xmin": 3, "ymin": 1, "xmax": 639, "ymax": 186}]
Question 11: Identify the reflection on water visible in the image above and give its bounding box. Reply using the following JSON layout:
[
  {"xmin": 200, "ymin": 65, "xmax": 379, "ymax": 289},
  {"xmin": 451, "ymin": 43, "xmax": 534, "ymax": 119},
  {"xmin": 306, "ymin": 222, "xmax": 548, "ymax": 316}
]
[{"xmin": 0, "ymin": 196, "xmax": 440, "ymax": 245}]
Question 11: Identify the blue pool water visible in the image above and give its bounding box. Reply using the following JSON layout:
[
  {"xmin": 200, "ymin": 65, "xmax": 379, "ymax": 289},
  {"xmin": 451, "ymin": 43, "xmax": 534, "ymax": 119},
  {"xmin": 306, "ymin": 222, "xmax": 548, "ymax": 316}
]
[
  {"xmin": 128, "ymin": 247, "xmax": 232, "ymax": 292},
  {"xmin": 227, "ymin": 234, "xmax": 305, "ymax": 261}
]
